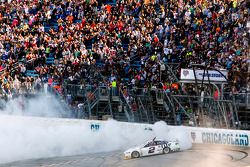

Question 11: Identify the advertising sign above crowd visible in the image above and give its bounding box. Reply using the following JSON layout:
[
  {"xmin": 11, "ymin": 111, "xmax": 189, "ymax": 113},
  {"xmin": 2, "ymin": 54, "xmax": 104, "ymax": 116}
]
[{"xmin": 180, "ymin": 69, "xmax": 228, "ymax": 82}]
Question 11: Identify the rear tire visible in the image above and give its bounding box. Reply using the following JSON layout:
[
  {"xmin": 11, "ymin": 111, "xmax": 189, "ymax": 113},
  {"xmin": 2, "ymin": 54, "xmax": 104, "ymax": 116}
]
[
  {"xmin": 131, "ymin": 151, "xmax": 140, "ymax": 158},
  {"xmin": 163, "ymin": 147, "xmax": 170, "ymax": 154}
]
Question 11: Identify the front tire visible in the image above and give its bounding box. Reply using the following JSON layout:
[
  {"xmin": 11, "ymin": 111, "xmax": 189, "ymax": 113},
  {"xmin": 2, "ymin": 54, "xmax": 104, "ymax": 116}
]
[
  {"xmin": 163, "ymin": 147, "xmax": 170, "ymax": 154},
  {"xmin": 131, "ymin": 151, "xmax": 140, "ymax": 158}
]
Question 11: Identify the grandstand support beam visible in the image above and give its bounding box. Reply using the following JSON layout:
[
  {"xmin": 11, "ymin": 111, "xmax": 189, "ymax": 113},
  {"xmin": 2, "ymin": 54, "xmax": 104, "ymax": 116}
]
[
  {"xmin": 229, "ymin": 102, "xmax": 236, "ymax": 129},
  {"xmin": 172, "ymin": 95, "xmax": 197, "ymax": 126},
  {"xmin": 192, "ymin": 65, "xmax": 203, "ymax": 125},
  {"xmin": 107, "ymin": 88, "xmax": 113, "ymax": 119},
  {"xmin": 201, "ymin": 65, "xmax": 207, "ymax": 91},
  {"xmin": 87, "ymin": 100, "xmax": 92, "ymax": 118},
  {"xmin": 138, "ymin": 97, "xmax": 149, "ymax": 123},
  {"xmin": 164, "ymin": 92, "xmax": 177, "ymax": 125},
  {"xmin": 216, "ymin": 101, "xmax": 223, "ymax": 128},
  {"xmin": 165, "ymin": 63, "xmax": 179, "ymax": 83}
]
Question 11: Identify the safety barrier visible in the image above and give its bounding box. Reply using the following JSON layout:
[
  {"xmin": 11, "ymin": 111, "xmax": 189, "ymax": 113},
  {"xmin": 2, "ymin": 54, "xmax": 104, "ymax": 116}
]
[
  {"xmin": 5, "ymin": 115, "xmax": 249, "ymax": 148},
  {"xmin": 89, "ymin": 121, "xmax": 250, "ymax": 147}
]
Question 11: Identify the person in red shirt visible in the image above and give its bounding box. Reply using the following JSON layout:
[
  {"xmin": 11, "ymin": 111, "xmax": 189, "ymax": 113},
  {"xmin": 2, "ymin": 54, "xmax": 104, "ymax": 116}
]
[
  {"xmin": 48, "ymin": 78, "xmax": 53, "ymax": 86},
  {"xmin": 12, "ymin": 18, "xmax": 19, "ymax": 27},
  {"xmin": 106, "ymin": 4, "xmax": 112, "ymax": 14},
  {"xmin": 214, "ymin": 90, "xmax": 219, "ymax": 100},
  {"xmin": 81, "ymin": 18, "xmax": 86, "ymax": 27},
  {"xmin": 109, "ymin": 22, "xmax": 115, "ymax": 32},
  {"xmin": 117, "ymin": 20, "xmax": 123, "ymax": 31},
  {"xmin": 153, "ymin": 35, "xmax": 159, "ymax": 43}
]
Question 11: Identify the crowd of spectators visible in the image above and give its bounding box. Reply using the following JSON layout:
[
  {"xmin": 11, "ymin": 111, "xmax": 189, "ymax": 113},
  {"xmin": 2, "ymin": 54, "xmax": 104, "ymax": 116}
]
[{"xmin": 0, "ymin": 0, "xmax": 249, "ymax": 100}]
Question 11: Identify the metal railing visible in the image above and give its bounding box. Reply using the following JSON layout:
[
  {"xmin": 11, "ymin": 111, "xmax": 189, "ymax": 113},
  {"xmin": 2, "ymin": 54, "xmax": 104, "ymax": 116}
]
[
  {"xmin": 166, "ymin": 94, "xmax": 238, "ymax": 128},
  {"xmin": 119, "ymin": 88, "xmax": 134, "ymax": 122},
  {"xmin": 59, "ymin": 83, "xmax": 246, "ymax": 128},
  {"xmin": 223, "ymin": 92, "xmax": 250, "ymax": 109}
]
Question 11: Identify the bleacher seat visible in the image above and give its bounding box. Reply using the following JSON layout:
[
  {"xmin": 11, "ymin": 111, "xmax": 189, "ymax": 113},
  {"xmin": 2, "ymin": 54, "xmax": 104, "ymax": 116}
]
[
  {"xmin": 122, "ymin": 44, "xmax": 129, "ymax": 51},
  {"xmin": 122, "ymin": 78, "xmax": 129, "ymax": 82},
  {"xmin": 134, "ymin": 18, "xmax": 139, "ymax": 22},
  {"xmin": 86, "ymin": 45, "xmax": 92, "ymax": 50},
  {"xmin": 46, "ymin": 57, "xmax": 54, "ymax": 65},
  {"xmin": 52, "ymin": 82, "xmax": 59, "ymax": 86},
  {"xmin": 52, "ymin": 25, "xmax": 59, "ymax": 31},
  {"xmin": 104, "ymin": 0, "xmax": 116, "ymax": 5},
  {"xmin": 51, "ymin": 22, "xmax": 58, "ymax": 26},
  {"xmin": 44, "ymin": 26, "xmax": 50, "ymax": 32},
  {"xmin": 95, "ymin": 60, "xmax": 105, "ymax": 68},
  {"xmin": 26, "ymin": 70, "xmax": 39, "ymax": 77},
  {"xmin": 131, "ymin": 61, "xmax": 141, "ymax": 71},
  {"xmin": 74, "ymin": 19, "xmax": 82, "ymax": 23}
]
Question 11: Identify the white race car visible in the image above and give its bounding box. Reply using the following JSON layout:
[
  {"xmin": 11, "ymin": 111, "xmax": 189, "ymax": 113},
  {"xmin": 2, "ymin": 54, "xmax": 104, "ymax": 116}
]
[{"xmin": 124, "ymin": 138, "xmax": 180, "ymax": 159}]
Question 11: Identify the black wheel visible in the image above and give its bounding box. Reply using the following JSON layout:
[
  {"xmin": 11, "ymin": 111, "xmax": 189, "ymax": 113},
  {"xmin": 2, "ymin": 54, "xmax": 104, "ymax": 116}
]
[
  {"xmin": 131, "ymin": 151, "xmax": 140, "ymax": 158},
  {"xmin": 163, "ymin": 147, "xmax": 170, "ymax": 154}
]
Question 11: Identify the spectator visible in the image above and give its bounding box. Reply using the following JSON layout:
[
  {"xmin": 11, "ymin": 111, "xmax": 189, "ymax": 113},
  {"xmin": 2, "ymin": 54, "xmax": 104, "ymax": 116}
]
[{"xmin": 0, "ymin": 0, "xmax": 247, "ymax": 108}]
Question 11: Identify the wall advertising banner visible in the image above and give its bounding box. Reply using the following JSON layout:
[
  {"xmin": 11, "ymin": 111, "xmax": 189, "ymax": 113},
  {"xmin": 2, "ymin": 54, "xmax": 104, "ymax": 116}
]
[{"xmin": 188, "ymin": 127, "xmax": 250, "ymax": 147}]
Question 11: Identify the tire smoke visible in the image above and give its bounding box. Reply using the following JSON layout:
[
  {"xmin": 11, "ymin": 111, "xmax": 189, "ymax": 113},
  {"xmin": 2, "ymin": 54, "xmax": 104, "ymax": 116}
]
[{"xmin": 0, "ymin": 95, "xmax": 192, "ymax": 164}]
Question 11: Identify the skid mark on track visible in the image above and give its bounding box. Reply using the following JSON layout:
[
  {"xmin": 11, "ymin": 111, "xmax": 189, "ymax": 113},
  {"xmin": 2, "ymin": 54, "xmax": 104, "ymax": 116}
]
[
  {"xmin": 227, "ymin": 150, "xmax": 248, "ymax": 161},
  {"xmin": 2, "ymin": 148, "xmax": 250, "ymax": 167},
  {"xmin": 38, "ymin": 159, "xmax": 82, "ymax": 167},
  {"xmin": 187, "ymin": 148, "xmax": 248, "ymax": 162},
  {"xmin": 37, "ymin": 155, "xmax": 112, "ymax": 167}
]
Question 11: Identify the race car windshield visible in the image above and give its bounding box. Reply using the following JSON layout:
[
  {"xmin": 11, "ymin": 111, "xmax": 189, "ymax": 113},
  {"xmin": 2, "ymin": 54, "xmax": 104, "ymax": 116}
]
[{"xmin": 144, "ymin": 141, "xmax": 157, "ymax": 147}]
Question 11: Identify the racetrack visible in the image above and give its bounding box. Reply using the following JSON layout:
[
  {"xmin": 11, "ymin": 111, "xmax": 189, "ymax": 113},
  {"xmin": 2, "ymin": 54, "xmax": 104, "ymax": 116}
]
[
  {"xmin": 1, "ymin": 115, "xmax": 250, "ymax": 167},
  {"xmin": 2, "ymin": 145, "xmax": 250, "ymax": 167}
]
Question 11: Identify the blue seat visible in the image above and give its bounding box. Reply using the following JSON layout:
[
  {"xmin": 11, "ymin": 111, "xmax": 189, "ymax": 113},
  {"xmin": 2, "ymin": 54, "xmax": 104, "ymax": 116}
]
[
  {"xmin": 51, "ymin": 22, "xmax": 58, "ymax": 26},
  {"xmin": 104, "ymin": 0, "xmax": 116, "ymax": 5},
  {"xmin": 52, "ymin": 82, "xmax": 59, "ymax": 86},
  {"xmin": 46, "ymin": 57, "xmax": 54, "ymax": 65},
  {"xmin": 131, "ymin": 61, "xmax": 141, "ymax": 70},
  {"xmin": 44, "ymin": 26, "xmax": 50, "ymax": 32},
  {"xmin": 122, "ymin": 44, "xmax": 129, "ymax": 50},
  {"xmin": 52, "ymin": 25, "xmax": 59, "ymax": 31},
  {"xmin": 74, "ymin": 19, "xmax": 82, "ymax": 23},
  {"xmin": 26, "ymin": 70, "xmax": 39, "ymax": 77},
  {"xmin": 95, "ymin": 60, "xmax": 105, "ymax": 67},
  {"xmin": 134, "ymin": 18, "xmax": 139, "ymax": 22},
  {"xmin": 122, "ymin": 78, "xmax": 130, "ymax": 84},
  {"xmin": 133, "ymin": 61, "xmax": 141, "ymax": 65},
  {"xmin": 86, "ymin": 45, "xmax": 92, "ymax": 50}
]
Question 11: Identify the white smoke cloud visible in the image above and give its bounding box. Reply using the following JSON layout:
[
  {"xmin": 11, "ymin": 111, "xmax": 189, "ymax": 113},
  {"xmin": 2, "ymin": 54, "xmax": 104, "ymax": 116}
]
[
  {"xmin": 0, "ymin": 94, "xmax": 192, "ymax": 164},
  {"xmin": 0, "ymin": 116, "xmax": 192, "ymax": 164},
  {"xmin": 0, "ymin": 93, "xmax": 72, "ymax": 118},
  {"xmin": 153, "ymin": 121, "xmax": 192, "ymax": 150}
]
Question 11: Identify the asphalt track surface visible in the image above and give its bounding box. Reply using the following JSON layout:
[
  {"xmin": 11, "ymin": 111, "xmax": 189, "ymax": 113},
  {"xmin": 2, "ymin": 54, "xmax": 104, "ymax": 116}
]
[{"xmin": 1, "ymin": 145, "xmax": 250, "ymax": 167}]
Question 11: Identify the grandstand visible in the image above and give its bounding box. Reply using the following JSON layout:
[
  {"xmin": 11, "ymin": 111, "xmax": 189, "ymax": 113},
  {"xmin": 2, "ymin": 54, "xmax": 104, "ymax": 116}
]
[{"xmin": 0, "ymin": 0, "xmax": 249, "ymax": 129}]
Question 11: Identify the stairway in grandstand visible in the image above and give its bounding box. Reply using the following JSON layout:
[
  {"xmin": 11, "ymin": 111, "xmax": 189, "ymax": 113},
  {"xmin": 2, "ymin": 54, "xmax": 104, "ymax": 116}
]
[
  {"xmin": 158, "ymin": 63, "xmax": 241, "ymax": 128},
  {"xmin": 50, "ymin": 58, "xmax": 246, "ymax": 129},
  {"xmin": 236, "ymin": 71, "xmax": 250, "ymax": 129},
  {"xmin": 234, "ymin": 94, "xmax": 250, "ymax": 130},
  {"xmin": 123, "ymin": 88, "xmax": 156, "ymax": 123},
  {"xmin": 68, "ymin": 85, "xmax": 133, "ymax": 122},
  {"xmin": 57, "ymin": 62, "xmax": 195, "ymax": 125},
  {"xmin": 56, "ymin": 78, "xmax": 247, "ymax": 129},
  {"xmin": 152, "ymin": 90, "xmax": 176, "ymax": 125}
]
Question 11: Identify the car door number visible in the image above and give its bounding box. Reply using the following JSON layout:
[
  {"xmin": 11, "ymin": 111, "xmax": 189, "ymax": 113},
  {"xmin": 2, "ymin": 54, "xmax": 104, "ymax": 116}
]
[{"xmin": 148, "ymin": 147, "xmax": 155, "ymax": 154}]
